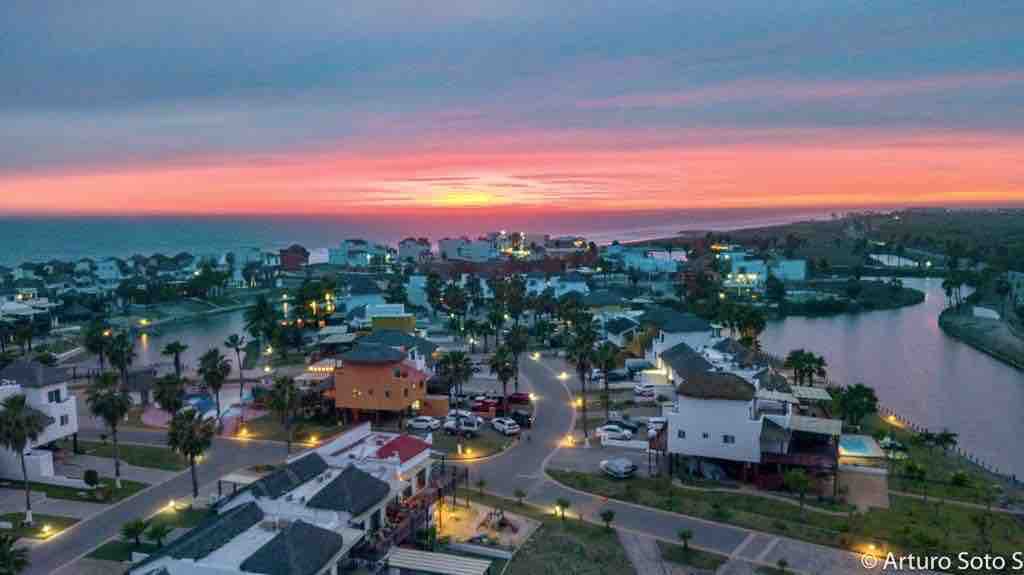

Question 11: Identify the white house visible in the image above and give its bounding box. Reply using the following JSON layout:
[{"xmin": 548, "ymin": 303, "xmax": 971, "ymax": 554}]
[
  {"xmin": 438, "ymin": 237, "xmax": 496, "ymax": 263},
  {"xmin": 405, "ymin": 274, "xmax": 429, "ymax": 308},
  {"xmin": 343, "ymin": 277, "xmax": 386, "ymax": 311},
  {"xmin": 639, "ymin": 308, "xmax": 716, "ymax": 372},
  {"xmin": 0, "ymin": 361, "xmax": 83, "ymax": 488},
  {"xmin": 96, "ymin": 257, "xmax": 123, "ymax": 289}
]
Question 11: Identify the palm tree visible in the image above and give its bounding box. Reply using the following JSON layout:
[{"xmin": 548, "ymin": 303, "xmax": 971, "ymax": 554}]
[
  {"xmin": 198, "ymin": 348, "xmax": 232, "ymax": 429},
  {"xmin": 106, "ymin": 333, "xmax": 136, "ymax": 388},
  {"xmin": 268, "ymin": 376, "xmax": 300, "ymax": 453},
  {"xmin": 555, "ymin": 497, "xmax": 570, "ymax": 521},
  {"xmin": 153, "ymin": 374, "xmax": 185, "ymax": 415},
  {"xmin": 463, "ymin": 319, "xmax": 480, "ymax": 354},
  {"xmin": 120, "ymin": 519, "xmax": 148, "ymax": 547},
  {"xmin": 487, "ymin": 306, "xmax": 505, "ymax": 347},
  {"xmin": 83, "ymin": 321, "xmax": 110, "ymax": 372},
  {"xmin": 161, "ymin": 341, "xmax": 188, "ymax": 379},
  {"xmin": 567, "ymin": 317, "xmax": 597, "ymax": 444},
  {"xmin": 489, "ymin": 347, "xmax": 515, "ymax": 413},
  {"xmin": 439, "ymin": 351, "xmax": 473, "ymax": 401},
  {"xmin": 678, "ymin": 528, "xmax": 693, "ymax": 552},
  {"xmin": 244, "ymin": 295, "xmax": 277, "ymax": 343},
  {"xmin": 167, "ymin": 408, "xmax": 216, "ymax": 498},
  {"xmin": 0, "ymin": 533, "xmax": 29, "ymax": 574},
  {"xmin": 506, "ymin": 326, "xmax": 529, "ymax": 391},
  {"xmin": 0, "ymin": 395, "xmax": 50, "ymax": 524},
  {"xmin": 594, "ymin": 342, "xmax": 617, "ymax": 420},
  {"xmin": 145, "ymin": 523, "xmax": 174, "ymax": 548},
  {"xmin": 86, "ymin": 373, "xmax": 132, "ymax": 488},
  {"xmin": 224, "ymin": 334, "xmax": 248, "ymax": 425},
  {"xmin": 477, "ymin": 321, "xmax": 494, "ymax": 354}
]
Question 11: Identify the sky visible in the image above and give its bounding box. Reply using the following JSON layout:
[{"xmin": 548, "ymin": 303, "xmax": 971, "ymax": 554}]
[{"xmin": 2, "ymin": 1, "xmax": 1023, "ymax": 216}]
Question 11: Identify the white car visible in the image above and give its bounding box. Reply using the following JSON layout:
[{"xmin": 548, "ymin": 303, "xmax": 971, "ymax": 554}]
[
  {"xmin": 407, "ymin": 416, "xmax": 441, "ymax": 431},
  {"xmin": 444, "ymin": 415, "xmax": 481, "ymax": 436},
  {"xmin": 492, "ymin": 417, "xmax": 521, "ymax": 436},
  {"xmin": 595, "ymin": 424, "xmax": 633, "ymax": 441},
  {"xmin": 633, "ymin": 383, "xmax": 656, "ymax": 395}
]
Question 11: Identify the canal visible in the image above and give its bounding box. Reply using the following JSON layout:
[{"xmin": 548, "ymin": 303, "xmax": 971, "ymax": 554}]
[{"xmin": 762, "ymin": 277, "xmax": 1024, "ymax": 479}]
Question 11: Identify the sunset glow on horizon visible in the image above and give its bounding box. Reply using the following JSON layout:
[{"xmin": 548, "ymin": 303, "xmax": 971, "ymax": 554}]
[{"xmin": 2, "ymin": 2, "xmax": 1023, "ymax": 217}]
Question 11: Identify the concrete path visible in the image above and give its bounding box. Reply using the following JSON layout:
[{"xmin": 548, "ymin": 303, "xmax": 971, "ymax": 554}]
[{"xmin": 618, "ymin": 530, "xmax": 668, "ymax": 575}]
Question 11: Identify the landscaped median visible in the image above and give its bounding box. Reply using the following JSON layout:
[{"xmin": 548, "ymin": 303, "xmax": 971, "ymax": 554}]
[
  {"xmin": 0, "ymin": 477, "xmax": 149, "ymax": 504},
  {"xmin": 458, "ymin": 489, "xmax": 637, "ymax": 575},
  {"xmin": 430, "ymin": 428, "xmax": 518, "ymax": 461},
  {"xmin": 0, "ymin": 513, "xmax": 78, "ymax": 541},
  {"xmin": 547, "ymin": 468, "xmax": 1024, "ymax": 568}
]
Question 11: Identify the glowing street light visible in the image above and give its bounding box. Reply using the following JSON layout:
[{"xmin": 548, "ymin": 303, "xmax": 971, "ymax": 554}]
[{"xmin": 557, "ymin": 372, "xmax": 569, "ymax": 380}]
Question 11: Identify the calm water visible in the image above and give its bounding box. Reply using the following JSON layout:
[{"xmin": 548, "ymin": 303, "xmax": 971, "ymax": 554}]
[
  {"xmin": 763, "ymin": 277, "xmax": 1024, "ymax": 478},
  {"xmin": 0, "ymin": 208, "xmax": 835, "ymax": 267}
]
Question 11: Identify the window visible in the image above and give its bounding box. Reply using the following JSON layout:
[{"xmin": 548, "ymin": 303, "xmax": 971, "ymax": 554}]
[
  {"xmin": 701, "ymin": 432, "xmax": 709, "ymax": 440},
  {"xmin": 351, "ymin": 388, "xmax": 361, "ymax": 398},
  {"xmin": 393, "ymin": 368, "xmax": 402, "ymax": 378},
  {"xmin": 403, "ymin": 388, "xmax": 409, "ymax": 398},
  {"xmin": 59, "ymin": 415, "xmax": 69, "ymax": 426},
  {"xmin": 384, "ymin": 390, "xmax": 390, "ymax": 398},
  {"xmin": 368, "ymin": 388, "xmax": 374, "ymax": 396},
  {"xmin": 676, "ymin": 430, "xmax": 686, "ymax": 439},
  {"xmin": 723, "ymin": 435, "xmax": 736, "ymax": 444},
  {"xmin": 47, "ymin": 389, "xmax": 61, "ymax": 403}
]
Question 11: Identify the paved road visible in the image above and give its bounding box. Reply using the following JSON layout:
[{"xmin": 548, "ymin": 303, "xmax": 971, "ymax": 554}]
[
  {"xmin": 30, "ymin": 430, "xmax": 288, "ymax": 575},
  {"xmin": 463, "ymin": 354, "xmax": 904, "ymax": 575}
]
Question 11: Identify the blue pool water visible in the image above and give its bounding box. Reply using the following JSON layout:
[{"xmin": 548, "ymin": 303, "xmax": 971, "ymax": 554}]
[{"xmin": 839, "ymin": 435, "xmax": 878, "ymax": 457}]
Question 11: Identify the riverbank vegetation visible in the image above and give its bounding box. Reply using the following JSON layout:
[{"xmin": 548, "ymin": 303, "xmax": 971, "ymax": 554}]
[{"xmin": 937, "ymin": 308, "xmax": 1024, "ymax": 370}]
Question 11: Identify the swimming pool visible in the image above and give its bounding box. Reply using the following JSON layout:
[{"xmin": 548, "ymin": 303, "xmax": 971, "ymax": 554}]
[{"xmin": 839, "ymin": 435, "xmax": 886, "ymax": 458}]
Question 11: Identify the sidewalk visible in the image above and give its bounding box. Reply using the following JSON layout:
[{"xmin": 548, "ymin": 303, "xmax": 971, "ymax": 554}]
[{"xmin": 58, "ymin": 454, "xmax": 179, "ymax": 485}]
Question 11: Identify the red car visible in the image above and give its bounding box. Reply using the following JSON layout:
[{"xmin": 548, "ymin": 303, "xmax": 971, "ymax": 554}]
[
  {"xmin": 508, "ymin": 392, "xmax": 532, "ymax": 405},
  {"xmin": 472, "ymin": 399, "xmax": 499, "ymax": 413}
]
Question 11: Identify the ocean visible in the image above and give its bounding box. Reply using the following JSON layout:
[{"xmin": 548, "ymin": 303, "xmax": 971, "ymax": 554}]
[{"xmin": 0, "ymin": 207, "xmax": 836, "ymax": 267}]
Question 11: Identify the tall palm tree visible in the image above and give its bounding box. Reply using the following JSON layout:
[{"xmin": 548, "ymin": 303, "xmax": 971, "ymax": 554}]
[
  {"xmin": 439, "ymin": 351, "xmax": 473, "ymax": 400},
  {"xmin": 153, "ymin": 374, "xmax": 185, "ymax": 415},
  {"xmin": 86, "ymin": 373, "xmax": 132, "ymax": 489},
  {"xmin": 567, "ymin": 317, "xmax": 597, "ymax": 443},
  {"xmin": 83, "ymin": 321, "xmax": 110, "ymax": 372},
  {"xmin": 167, "ymin": 408, "xmax": 215, "ymax": 498},
  {"xmin": 463, "ymin": 320, "xmax": 480, "ymax": 354},
  {"xmin": 223, "ymin": 334, "xmax": 248, "ymax": 425},
  {"xmin": 506, "ymin": 326, "xmax": 529, "ymax": 392},
  {"xmin": 268, "ymin": 376, "xmax": 300, "ymax": 453},
  {"xmin": 477, "ymin": 321, "xmax": 494, "ymax": 354},
  {"xmin": 0, "ymin": 395, "xmax": 49, "ymax": 525},
  {"xmin": 243, "ymin": 295, "xmax": 277, "ymax": 343},
  {"xmin": 594, "ymin": 342, "xmax": 618, "ymax": 420},
  {"xmin": 0, "ymin": 533, "xmax": 28, "ymax": 573},
  {"xmin": 161, "ymin": 341, "xmax": 188, "ymax": 379},
  {"xmin": 487, "ymin": 306, "xmax": 505, "ymax": 347},
  {"xmin": 198, "ymin": 348, "xmax": 232, "ymax": 429},
  {"xmin": 106, "ymin": 333, "xmax": 136, "ymax": 388},
  {"xmin": 489, "ymin": 347, "xmax": 515, "ymax": 413}
]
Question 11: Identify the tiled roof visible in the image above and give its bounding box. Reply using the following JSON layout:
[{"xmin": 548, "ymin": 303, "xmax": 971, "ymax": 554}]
[
  {"xmin": 240, "ymin": 520, "xmax": 345, "ymax": 575},
  {"xmin": 0, "ymin": 360, "xmax": 69, "ymax": 389},
  {"xmin": 604, "ymin": 317, "xmax": 638, "ymax": 335},
  {"xmin": 358, "ymin": 329, "xmax": 437, "ymax": 357},
  {"xmin": 341, "ymin": 342, "xmax": 406, "ymax": 365},
  {"xmin": 660, "ymin": 342, "xmax": 712, "ymax": 381},
  {"xmin": 678, "ymin": 371, "xmax": 755, "ymax": 402},
  {"xmin": 639, "ymin": 307, "xmax": 711, "ymax": 333},
  {"xmin": 306, "ymin": 465, "xmax": 391, "ymax": 516},
  {"xmin": 129, "ymin": 502, "xmax": 260, "ymax": 572},
  {"xmin": 251, "ymin": 453, "xmax": 329, "ymax": 499},
  {"xmin": 375, "ymin": 435, "xmax": 430, "ymax": 463}
]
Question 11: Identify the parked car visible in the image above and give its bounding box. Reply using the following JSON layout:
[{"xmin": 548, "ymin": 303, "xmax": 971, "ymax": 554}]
[
  {"xmin": 509, "ymin": 409, "xmax": 534, "ymax": 429},
  {"xmin": 633, "ymin": 383, "xmax": 656, "ymax": 396},
  {"xmin": 600, "ymin": 458, "xmax": 638, "ymax": 479},
  {"xmin": 407, "ymin": 416, "xmax": 441, "ymax": 431},
  {"xmin": 604, "ymin": 418, "xmax": 640, "ymax": 433},
  {"xmin": 645, "ymin": 416, "xmax": 667, "ymax": 430},
  {"xmin": 492, "ymin": 417, "xmax": 521, "ymax": 436},
  {"xmin": 444, "ymin": 415, "xmax": 480, "ymax": 437},
  {"xmin": 507, "ymin": 392, "xmax": 532, "ymax": 405},
  {"xmin": 607, "ymin": 368, "xmax": 632, "ymax": 382},
  {"xmin": 595, "ymin": 424, "xmax": 633, "ymax": 441}
]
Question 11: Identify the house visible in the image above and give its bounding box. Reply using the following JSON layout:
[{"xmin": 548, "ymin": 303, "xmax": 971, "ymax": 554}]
[
  {"xmin": 344, "ymin": 277, "xmax": 386, "ymax": 312},
  {"xmin": 279, "ymin": 244, "xmax": 310, "ymax": 272},
  {"xmin": 404, "ymin": 275, "xmax": 429, "ymax": 308},
  {"xmin": 723, "ymin": 252, "xmax": 807, "ymax": 290},
  {"xmin": 398, "ymin": 238, "xmax": 432, "ymax": 263},
  {"xmin": 1008, "ymin": 270, "xmax": 1024, "ymax": 304},
  {"xmin": 333, "ymin": 343, "xmax": 428, "ymax": 421},
  {"xmin": 329, "ymin": 239, "xmax": 390, "ymax": 268},
  {"xmin": 438, "ymin": 237, "xmax": 496, "ymax": 263},
  {"xmin": 604, "ymin": 244, "xmax": 681, "ymax": 274},
  {"xmin": 358, "ymin": 329, "xmax": 438, "ymax": 373},
  {"xmin": 545, "ymin": 236, "xmax": 588, "ymax": 257},
  {"xmin": 96, "ymin": 257, "xmax": 123, "ymax": 288},
  {"xmin": 0, "ymin": 360, "xmax": 83, "ymax": 488},
  {"xmin": 639, "ymin": 307, "xmax": 717, "ymax": 374},
  {"xmin": 603, "ymin": 316, "xmax": 639, "ymax": 348},
  {"xmin": 123, "ymin": 368, "xmax": 159, "ymax": 406}
]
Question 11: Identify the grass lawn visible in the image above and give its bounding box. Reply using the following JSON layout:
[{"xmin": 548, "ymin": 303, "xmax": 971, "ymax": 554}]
[
  {"xmin": 0, "ymin": 513, "xmax": 78, "ymax": 541},
  {"xmin": 456, "ymin": 489, "xmax": 636, "ymax": 575},
  {"xmin": 658, "ymin": 540, "xmax": 728, "ymax": 571},
  {"xmin": 549, "ymin": 469, "xmax": 1024, "ymax": 563},
  {"xmin": 63, "ymin": 438, "xmax": 188, "ymax": 471},
  {"xmin": 242, "ymin": 415, "xmax": 347, "ymax": 444},
  {"xmin": 863, "ymin": 414, "xmax": 1021, "ymax": 505},
  {"xmin": 87, "ymin": 506, "xmax": 211, "ymax": 561},
  {"xmin": 430, "ymin": 428, "xmax": 516, "ymax": 460},
  {"xmin": 0, "ymin": 477, "xmax": 149, "ymax": 504}
]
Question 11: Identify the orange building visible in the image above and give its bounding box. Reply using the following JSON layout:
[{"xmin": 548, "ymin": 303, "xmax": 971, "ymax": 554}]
[{"xmin": 334, "ymin": 342, "xmax": 427, "ymax": 421}]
